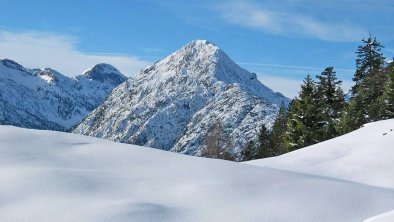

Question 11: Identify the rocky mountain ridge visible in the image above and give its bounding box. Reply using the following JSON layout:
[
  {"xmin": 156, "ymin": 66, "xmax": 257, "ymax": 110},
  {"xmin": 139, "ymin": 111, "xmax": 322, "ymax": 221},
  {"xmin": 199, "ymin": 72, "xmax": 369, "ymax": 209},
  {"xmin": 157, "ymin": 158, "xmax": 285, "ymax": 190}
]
[{"xmin": 0, "ymin": 59, "xmax": 127, "ymax": 130}]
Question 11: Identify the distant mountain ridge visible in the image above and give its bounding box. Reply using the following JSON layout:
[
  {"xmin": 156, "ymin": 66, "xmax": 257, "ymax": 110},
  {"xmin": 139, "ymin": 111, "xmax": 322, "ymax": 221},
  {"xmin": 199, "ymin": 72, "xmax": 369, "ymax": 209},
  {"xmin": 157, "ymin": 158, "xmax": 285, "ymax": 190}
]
[
  {"xmin": 73, "ymin": 40, "xmax": 289, "ymax": 157},
  {"xmin": 0, "ymin": 59, "xmax": 127, "ymax": 130}
]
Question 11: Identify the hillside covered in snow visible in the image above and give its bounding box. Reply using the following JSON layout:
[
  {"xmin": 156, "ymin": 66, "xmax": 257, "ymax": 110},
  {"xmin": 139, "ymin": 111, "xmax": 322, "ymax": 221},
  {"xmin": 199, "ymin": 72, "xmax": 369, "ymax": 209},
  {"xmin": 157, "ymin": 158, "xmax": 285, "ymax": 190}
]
[
  {"xmin": 0, "ymin": 59, "xmax": 127, "ymax": 130},
  {"xmin": 248, "ymin": 119, "xmax": 394, "ymax": 188},
  {"xmin": 1, "ymin": 124, "xmax": 394, "ymax": 222},
  {"xmin": 73, "ymin": 40, "xmax": 289, "ymax": 157}
]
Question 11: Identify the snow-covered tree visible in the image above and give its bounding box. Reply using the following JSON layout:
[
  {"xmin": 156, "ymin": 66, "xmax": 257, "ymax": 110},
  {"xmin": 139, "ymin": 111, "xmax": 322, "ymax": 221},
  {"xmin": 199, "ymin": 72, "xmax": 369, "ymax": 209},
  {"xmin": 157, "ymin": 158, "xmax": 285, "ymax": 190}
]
[
  {"xmin": 286, "ymin": 75, "xmax": 324, "ymax": 151},
  {"xmin": 316, "ymin": 67, "xmax": 345, "ymax": 139}
]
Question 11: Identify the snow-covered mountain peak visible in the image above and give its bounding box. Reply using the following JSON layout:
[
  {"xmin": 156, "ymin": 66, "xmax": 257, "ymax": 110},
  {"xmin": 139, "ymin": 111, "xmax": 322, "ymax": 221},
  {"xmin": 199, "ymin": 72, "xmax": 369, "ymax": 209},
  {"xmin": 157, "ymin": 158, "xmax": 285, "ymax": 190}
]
[
  {"xmin": 0, "ymin": 59, "xmax": 127, "ymax": 130},
  {"xmin": 183, "ymin": 39, "xmax": 219, "ymax": 55},
  {"xmin": 33, "ymin": 68, "xmax": 68, "ymax": 84},
  {"xmin": 150, "ymin": 39, "xmax": 220, "ymax": 77},
  {"xmin": 79, "ymin": 63, "xmax": 127, "ymax": 85},
  {"xmin": 0, "ymin": 58, "xmax": 26, "ymax": 72},
  {"xmin": 137, "ymin": 40, "xmax": 284, "ymax": 103},
  {"xmin": 74, "ymin": 40, "xmax": 289, "ymax": 157}
]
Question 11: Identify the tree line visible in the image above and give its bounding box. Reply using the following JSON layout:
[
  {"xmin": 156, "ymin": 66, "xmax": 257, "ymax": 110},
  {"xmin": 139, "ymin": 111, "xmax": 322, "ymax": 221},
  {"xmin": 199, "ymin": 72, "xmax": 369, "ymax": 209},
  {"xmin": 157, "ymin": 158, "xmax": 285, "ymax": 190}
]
[{"xmin": 239, "ymin": 36, "xmax": 394, "ymax": 161}]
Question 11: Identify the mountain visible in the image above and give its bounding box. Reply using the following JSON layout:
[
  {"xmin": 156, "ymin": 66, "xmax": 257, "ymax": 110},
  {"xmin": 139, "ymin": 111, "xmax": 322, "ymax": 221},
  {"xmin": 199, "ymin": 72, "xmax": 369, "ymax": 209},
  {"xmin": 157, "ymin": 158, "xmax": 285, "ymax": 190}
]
[
  {"xmin": 0, "ymin": 59, "xmax": 127, "ymax": 130},
  {"xmin": 1, "ymin": 124, "xmax": 394, "ymax": 222},
  {"xmin": 73, "ymin": 40, "xmax": 289, "ymax": 157},
  {"xmin": 248, "ymin": 118, "xmax": 394, "ymax": 188}
]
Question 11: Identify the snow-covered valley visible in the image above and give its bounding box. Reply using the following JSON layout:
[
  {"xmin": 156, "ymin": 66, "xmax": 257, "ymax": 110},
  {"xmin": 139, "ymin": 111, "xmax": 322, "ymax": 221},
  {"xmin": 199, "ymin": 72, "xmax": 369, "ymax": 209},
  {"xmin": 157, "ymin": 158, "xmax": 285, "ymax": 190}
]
[{"xmin": 1, "ymin": 119, "xmax": 394, "ymax": 221}]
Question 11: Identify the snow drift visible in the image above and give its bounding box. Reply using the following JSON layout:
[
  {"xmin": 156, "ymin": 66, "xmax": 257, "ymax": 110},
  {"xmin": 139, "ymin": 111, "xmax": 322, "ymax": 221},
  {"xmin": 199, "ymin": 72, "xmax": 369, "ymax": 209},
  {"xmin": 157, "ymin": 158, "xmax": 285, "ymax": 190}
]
[
  {"xmin": 0, "ymin": 125, "xmax": 393, "ymax": 222},
  {"xmin": 248, "ymin": 119, "xmax": 394, "ymax": 188}
]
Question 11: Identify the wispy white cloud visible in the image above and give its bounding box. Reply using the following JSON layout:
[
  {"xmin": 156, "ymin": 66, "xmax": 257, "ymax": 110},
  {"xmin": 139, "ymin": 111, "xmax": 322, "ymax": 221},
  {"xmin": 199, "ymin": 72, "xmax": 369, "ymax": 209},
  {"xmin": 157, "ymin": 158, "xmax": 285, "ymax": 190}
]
[
  {"xmin": 239, "ymin": 62, "xmax": 354, "ymax": 74},
  {"xmin": 0, "ymin": 30, "xmax": 151, "ymax": 77},
  {"xmin": 257, "ymin": 74, "xmax": 302, "ymax": 98},
  {"xmin": 257, "ymin": 73, "xmax": 353, "ymax": 98},
  {"xmin": 217, "ymin": 1, "xmax": 368, "ymax": 42}
]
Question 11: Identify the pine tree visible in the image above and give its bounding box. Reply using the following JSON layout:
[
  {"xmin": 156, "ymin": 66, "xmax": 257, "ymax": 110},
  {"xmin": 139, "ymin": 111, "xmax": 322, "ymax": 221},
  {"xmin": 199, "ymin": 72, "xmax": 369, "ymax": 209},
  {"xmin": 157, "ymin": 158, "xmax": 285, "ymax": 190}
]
[
  {"xmin": 337, "ymin": 98, "xmax": 364, "ymax": 134},
  {"xmin": 352, "ymin": 36, "xmax": 386, "ymax": 96},
  {"xmin": 257, "ymin": 124, "xmax": 272, "ymax": 158},
  {"xmin": 351, "ymin": 36, "xmax": 386, "ymax": 122},
  {"xmin": 286, "ymin": 75, "xmax": 324, "ymax": 151},
  {"xmin": 240, "ymin": 140, "xmax": 257, "ymax": 161},
  {"xmin": 269, "ymin": 103, "xmax": 289, "ymax": 155},
  {"xmin": 315, "ymin": 67, "xmax": 345, "ymax": 139},
  {"xmin": 382, "ymin": 61, "xmax": 394, "ymax": 119},
  {"xmin": 340, "ymin": 36, "xmax": 387, "ymax": 133}
]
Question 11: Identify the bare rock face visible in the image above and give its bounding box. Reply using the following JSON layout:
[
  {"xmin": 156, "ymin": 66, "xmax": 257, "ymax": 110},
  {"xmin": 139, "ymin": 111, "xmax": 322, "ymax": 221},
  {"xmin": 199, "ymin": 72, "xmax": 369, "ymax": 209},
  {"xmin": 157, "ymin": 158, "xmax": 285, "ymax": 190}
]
[{"xmin": 73, "ymin": 40, "xmax": 289, "ymax": 157}]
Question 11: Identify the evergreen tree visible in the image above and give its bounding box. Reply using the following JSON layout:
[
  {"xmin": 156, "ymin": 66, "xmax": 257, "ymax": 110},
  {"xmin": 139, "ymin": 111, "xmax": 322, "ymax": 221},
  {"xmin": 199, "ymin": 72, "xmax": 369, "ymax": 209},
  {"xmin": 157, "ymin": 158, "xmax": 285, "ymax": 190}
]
[
  {"xmin": 382, "ymin": 61, "xmax": 394, "ymax": 119},
  {"xmin": 286, "ymin": 75, "xmax": 324, "ymax": 151},
  {"xmin": 352, "ymin": 36, "xmax": 386, "ymax": 96},
  {"xmin": 351, "ymin": 36, "xmax": 386, "ymax": 122},
  {"xmin": 340, "ymin": 36, "xmax": 387, "ymax": 133},
  {"xmin": 269, "ymin": 103, "xmax": 289, "ymax": 155},
  {"xmin": 337, "ymin": 98, "xmax": 364, "ymax": 134},
  {"xmin": 315, "ymin": 67, "xmax": 345, "ymax": 139},
  {"xmin": 240, "ymin": 140, "xmax": 257, "ymax": 161},
  {"xmin": 257, "ymin": 124, "xmax": 272, "ymax": 158}
]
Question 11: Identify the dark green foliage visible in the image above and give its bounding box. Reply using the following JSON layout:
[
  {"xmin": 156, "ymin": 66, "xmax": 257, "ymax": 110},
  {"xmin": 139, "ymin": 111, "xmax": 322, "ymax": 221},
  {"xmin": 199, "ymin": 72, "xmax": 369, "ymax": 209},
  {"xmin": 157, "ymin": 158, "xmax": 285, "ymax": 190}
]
[
  {"xmin": 341, "ymin": 36, "xmax": 387, "ymax": 132},
  {"xmin": 240, "ymin": 140, "xmax": 258, "ymax": 161},
  {"xmin": 286, "ymin": 75, "xmax": 325, "ymax": 151},
  {"xmin": 315, "ymin": 67, "xmax": 345, "ymax": 139},
  {"xmin": 241, "ymin": 104, "xmax": 289, "ymax": 161},
  {"xmin": 257, "ymin": 124, "xmax": 273, "ymax": 158},
  {"xmin": 337, "ymin": 98, "xmax": 365, "ymax": 134},
  {"xmin": 382, "ymin": 61, "xmax": 394, "ymax": 119},
  {"xmin": 269, "ymin": 103, "xmax": 289, "ymax": 155},
  {"xmin": 352, "ymin": 36, "xmax": 386, "ymax": 95}
]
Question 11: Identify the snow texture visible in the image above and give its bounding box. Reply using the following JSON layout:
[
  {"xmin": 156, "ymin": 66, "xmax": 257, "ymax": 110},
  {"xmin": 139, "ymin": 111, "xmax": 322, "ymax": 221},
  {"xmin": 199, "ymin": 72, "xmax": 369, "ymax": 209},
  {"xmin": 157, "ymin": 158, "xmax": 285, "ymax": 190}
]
[
  {"xmin": 248, "ymin": 119, "xmax": 394, "ymax": 188},
  {"xmin": 363, "ymin": 210, "xmax": 394, "ymax": 222},
  {"xmin": 73, "ymin": 40, "xmax": 289, "ymax": 157},
  {"xmin": 0, "ymin": 59, "xmax": 127, "ymax": 130},
  {"xmin": 0, "ymin": 125, "xmax": 394, "ymax": 222}
]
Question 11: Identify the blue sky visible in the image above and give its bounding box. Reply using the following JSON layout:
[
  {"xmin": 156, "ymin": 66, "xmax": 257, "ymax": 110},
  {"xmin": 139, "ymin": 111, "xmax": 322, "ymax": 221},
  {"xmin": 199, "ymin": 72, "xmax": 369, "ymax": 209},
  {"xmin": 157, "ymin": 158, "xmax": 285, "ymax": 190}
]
[{"xmin": 0, "ymin": 0, "xmax": 393, "ymax": 97}]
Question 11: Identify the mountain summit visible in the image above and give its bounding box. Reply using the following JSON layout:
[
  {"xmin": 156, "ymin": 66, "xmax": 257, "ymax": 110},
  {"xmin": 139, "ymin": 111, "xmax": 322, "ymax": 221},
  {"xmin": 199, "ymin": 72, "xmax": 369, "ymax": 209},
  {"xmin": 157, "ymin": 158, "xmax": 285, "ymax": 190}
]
[
  {"xmin": 78, "ymin": 63, "xmax": 126, "ymax": 85},
  {"xmin": 73, "ymin": 40, "xmax": 289, "ymax": 158}
]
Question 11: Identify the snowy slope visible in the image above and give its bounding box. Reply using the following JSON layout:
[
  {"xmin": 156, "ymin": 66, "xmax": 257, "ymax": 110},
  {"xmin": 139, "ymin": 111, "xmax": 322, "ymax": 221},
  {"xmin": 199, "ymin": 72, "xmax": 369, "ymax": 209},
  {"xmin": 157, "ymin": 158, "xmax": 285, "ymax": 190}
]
[
  {"xmin": 248, "ymin": 119, "xmax": 394, "ymax": 188},
  {"xmin": 364, "ymin": 210, "xmax": 394, "ymax": 222},
  {"xmin": 73, "ymin": 40, "xmax": 289, "ymax": 157},
  {"xmin": 1, "ymin": 125, "xmax": 394, "ymax": 222},
  {"xmin": 0, "ymin": 59, "xmax": 127, "ymax": 130}
]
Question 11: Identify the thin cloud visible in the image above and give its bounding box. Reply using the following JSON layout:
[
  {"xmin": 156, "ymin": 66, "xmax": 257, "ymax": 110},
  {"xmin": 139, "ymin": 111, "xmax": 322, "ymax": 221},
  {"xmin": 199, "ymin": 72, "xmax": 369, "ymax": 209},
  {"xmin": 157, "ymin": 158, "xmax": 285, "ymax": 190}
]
[
  {"xmin": 0, "ymin": 30, "xmax": 151, "ymax": 77},
  {"xmin": 239, "ymin": 62, "xmax": 354, "ymax": 74},
  {"xmin": 257, "ymin": 73, "xmax": 353, "ymax": 98},
  {"xmin": 217, "ymin": 1, "xmax": 368, "ymax": 42},
  {"xmin": 257, "ymin": 73, "xmax": 302, "ymax": 98}
]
